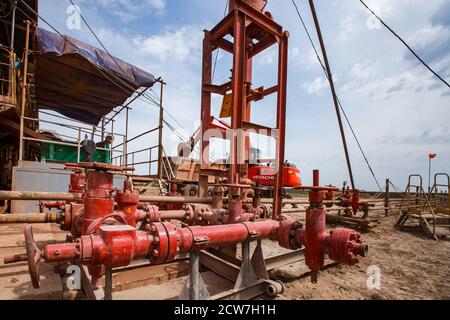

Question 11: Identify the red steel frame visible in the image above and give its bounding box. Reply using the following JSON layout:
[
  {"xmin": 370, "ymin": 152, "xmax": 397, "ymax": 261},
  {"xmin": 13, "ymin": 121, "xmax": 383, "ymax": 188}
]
[{"xmin": 198, "ymin": 1, "xmax": 288, "ymax": 220}]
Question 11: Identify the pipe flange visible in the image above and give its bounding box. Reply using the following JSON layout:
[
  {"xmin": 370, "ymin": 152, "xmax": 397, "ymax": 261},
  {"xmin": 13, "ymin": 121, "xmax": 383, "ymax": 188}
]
[
  {"xmin": 183, "ymin": 204, "xmax": 194, "ymax": 223},
  {"xmin": 328, "ymin": 228, "xmax": 368, "ymax": 265},
  {"xmin": 149, "ymin": 222, "xmax": 178, "ymax": 263},
  {"xmin": 144, "ymin": 205, "xmax": 161, "ymax": 223},
  {"xmin": 277, "ymin": 219, "xmax": 303, "ymax": 250}
]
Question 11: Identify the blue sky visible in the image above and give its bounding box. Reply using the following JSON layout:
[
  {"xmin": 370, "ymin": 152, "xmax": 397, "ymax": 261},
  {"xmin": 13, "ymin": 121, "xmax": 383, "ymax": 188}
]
[{"xmin": 38, "ymin": 0, "xmax": 450, "ymax": 190}]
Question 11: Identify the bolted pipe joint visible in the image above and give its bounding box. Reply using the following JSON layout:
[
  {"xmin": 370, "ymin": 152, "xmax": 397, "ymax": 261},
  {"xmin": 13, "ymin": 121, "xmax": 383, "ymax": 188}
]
[
  {"xmin": 326, "ymin": 228, "xmax": 368, "ymax": 265},
  {"xmin": 277, "ymin": 218, "xmax": 303, "ymax": 250}
]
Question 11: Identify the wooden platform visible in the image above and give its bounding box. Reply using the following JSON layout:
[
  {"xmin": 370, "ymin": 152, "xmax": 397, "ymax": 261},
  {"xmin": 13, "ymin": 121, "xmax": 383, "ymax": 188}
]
[{"xmin": 0, "ymin": 223, "xmax": 67, "ymax": 299}]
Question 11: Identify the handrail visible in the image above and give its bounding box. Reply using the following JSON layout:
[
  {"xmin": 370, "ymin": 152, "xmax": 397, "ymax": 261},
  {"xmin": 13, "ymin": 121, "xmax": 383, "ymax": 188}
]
[
  {"xmin": 429, "ymin": 173, "xmax": 450, "ymax": 212},
  {"xmin": 398, "ymin": 175, "xmax": 438, "ymax": 237},
  {"xmin": 23, "ymin": 116, "xmax": 124, "ymax": 138},
  {"xmin": 22, "ymin": 136, "xmax": 122, "ymax": 153},
  {"xmin": 419, "ymin": 185, "xmax": 437, "ymax": 236}
]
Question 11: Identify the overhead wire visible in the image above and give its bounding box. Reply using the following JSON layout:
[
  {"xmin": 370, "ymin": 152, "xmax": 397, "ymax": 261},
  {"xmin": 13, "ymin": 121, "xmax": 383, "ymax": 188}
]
[
  {"xmin": 359, "ymin": 0, "xmax": 450, "ymax": 89},
  {"xmin": 68, "ymin": 0, "xmax": 196, "ymax": 131},
  {"xmin": 291, "ymin": 0, "xmax": 383, "ymax": 191}
]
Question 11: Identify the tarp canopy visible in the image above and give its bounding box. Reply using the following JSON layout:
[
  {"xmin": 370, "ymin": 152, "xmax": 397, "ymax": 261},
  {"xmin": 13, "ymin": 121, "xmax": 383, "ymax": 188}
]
[{"xmin": 35, "ymin": 27, "xmax": 157, "ymax": 125}]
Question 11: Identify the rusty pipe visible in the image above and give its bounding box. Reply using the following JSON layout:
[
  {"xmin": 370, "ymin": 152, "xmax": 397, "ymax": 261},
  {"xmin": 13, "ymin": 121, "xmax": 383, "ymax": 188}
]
[
  {"xmin": 0, "ymin": 191, "xmax": 83, "ymax": 201},
  {"xmin": 139, "ymin": 195, "xmax": 212, "ymax": 204},
  {"xmin": 0, "ymin": 212, "xmax": 63, "ymax": 224},
  {"xmin": 159, "ymin": 210, "xmax": 189, "ymax": 221}
]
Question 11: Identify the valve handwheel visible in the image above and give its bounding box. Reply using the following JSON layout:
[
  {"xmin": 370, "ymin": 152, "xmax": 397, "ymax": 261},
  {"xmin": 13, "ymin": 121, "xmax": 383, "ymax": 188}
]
[
  {"xmin": 73, "ymin": 162, "xmax": 135, "ymax": 172},
  {"xmin": 24, "ymin": 225, "xmax": 42, "ymax": 289}
]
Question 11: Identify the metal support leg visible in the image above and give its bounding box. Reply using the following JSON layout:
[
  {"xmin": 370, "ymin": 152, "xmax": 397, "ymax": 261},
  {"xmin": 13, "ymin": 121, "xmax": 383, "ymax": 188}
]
[
  {"xmin": 250, "ymin": 239, "xmax": 269, "ymax": 280},
  {"xmin": 179, "ymin": 251, "xmax": 210, "ymax": 300},
  {"xmin": 104, "ymin": 268, "xmax": 113, "ymax": 300},
  {"xmin": 234, "ymin": 241, "xmax": 257, "ymax": 289}
]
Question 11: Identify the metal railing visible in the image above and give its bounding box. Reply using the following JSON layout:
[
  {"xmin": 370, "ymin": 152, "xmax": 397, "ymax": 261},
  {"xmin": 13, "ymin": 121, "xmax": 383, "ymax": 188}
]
[
  {"xmin": 22, "ymin": 113, "xmax": 125, "ymax": 163},
  {"xmin": 111, "ymin": 126, "xmax": 160, "ymax": 177},
  {"xmin": 0, "ymin": 48, "xmax": 17, "ymax": 110}
]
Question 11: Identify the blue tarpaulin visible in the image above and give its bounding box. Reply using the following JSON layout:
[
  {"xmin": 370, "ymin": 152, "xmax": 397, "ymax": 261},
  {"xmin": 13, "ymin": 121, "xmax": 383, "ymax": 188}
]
[{"xmin": 35, "ymin": 27, "xmax": 157, "ymax": 125}]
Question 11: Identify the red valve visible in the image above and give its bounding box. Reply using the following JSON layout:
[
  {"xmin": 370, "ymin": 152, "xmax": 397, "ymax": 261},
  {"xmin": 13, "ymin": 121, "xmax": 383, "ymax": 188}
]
[{"xmin": 283, "ymin": 170, "xmax": 368, "ymax": 283}]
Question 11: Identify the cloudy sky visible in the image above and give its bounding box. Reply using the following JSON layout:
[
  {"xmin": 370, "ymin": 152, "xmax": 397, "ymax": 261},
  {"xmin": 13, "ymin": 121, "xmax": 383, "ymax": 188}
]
[{"xmin": 38, "ymin": 0, "xmax": 450, "ymax": 190}]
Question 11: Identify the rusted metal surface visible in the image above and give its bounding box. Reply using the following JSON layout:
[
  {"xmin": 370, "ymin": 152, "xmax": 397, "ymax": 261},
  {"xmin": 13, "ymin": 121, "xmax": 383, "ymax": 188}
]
[
  {"xmin": 0, "ymin": 212, "xmax": 63, "ymax": 223},
  {"xmin": 0, "ymin": 191, "xmax": 83, "ymax": 201},
  {"xmin": 198, "ymin": 0, "xmax": 288, "ymax": 224}
]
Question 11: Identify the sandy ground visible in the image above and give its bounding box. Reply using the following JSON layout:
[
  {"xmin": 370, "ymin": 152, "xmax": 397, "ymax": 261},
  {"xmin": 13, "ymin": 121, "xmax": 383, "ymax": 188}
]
[
  {"xmin": 278, "ymin": 210, "xmax": 450, "ymax": 300},
  {"xmin": 1, "ymin": 207, "xmax": 449, "ymax": 300}
]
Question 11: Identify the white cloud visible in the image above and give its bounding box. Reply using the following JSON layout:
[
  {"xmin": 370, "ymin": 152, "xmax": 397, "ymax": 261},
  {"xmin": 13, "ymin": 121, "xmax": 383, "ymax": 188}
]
[
  {"xmin": 302, "ymin": 76, "xmax": 328, "ymax": 95},
  {"xmin": 408, "ymin": 24, "xmax": 450, "ymax": 49},
  {"xmin": 338, "ymin": 15, "xmax": 358, "ymax": 42},
  {"xmin": 350, "ymin": 61, "xmax": 379, "ymax": 81},
  {"xmin": 132, "ymin": 26, "xmax": 203, "ymax": 63},
  {"xmin": 96, "ymin": 0, "xmax": 166, "ymax": 21}
]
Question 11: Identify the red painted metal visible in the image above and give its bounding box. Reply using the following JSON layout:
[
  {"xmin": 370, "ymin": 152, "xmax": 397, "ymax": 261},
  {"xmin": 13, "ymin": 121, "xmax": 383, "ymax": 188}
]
[
  {"xmin": 198, "ymin": 1, "xmax": 288, "ymax": 223},
  {"xmin": 335, "ymin": 188, "xmax": 373, "ymax": 215},
  {"xmin": 115, "ymin": 177, "xmax": 140, "ymax": 226},
  {"xmin": 279, "ymin": 170, "xmax": 368, "ymax": 283}
]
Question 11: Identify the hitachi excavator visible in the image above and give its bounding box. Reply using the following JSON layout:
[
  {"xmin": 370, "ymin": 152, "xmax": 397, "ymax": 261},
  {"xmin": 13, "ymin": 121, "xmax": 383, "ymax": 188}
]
[{"xmin": 174, "ymin": 116, "xmax": 301, "ymax": 198}]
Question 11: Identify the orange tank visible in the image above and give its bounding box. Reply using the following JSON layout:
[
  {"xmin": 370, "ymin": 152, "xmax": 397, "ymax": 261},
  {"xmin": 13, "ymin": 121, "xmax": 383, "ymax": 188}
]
[{"xmin": 248, "ymin": 163, "xmax": 302, "ymax": 188}]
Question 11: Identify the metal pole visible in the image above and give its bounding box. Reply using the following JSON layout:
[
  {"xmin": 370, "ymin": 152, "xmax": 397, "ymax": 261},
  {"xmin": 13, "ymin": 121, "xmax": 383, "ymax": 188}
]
[
  {"xmin": 384, "ymin": 178, "xmax": 390, "ymax": 217},
  {"xmin": 125, "ymin": 107, "xmax": 129, "ymax": 166},
  {"xmin": 428, "ymin": 157, "xmax": 431, "ymax": 193},
  {"xmin": 273, "ymin": 31, "xmax": 289, "ymax": 220},
  {"xmin": 18, "ymin": 20, "xmax": 31, "ymax": 162},
  {"xmin": 308, "ymin": 0, "xmax": 355, "ymax": 189},
  {"xmin": 77, "ymin": 128, "xmax": 81, "ymax": 163},
  {"xmin": 10, "ymin": 1, "xmax": 17, "ymax": 50},
  {"xmin": 101, "ymin": 117, "xmax": 105, "ymax": 141},
  {"xmin": 157, "ymin": 81, "xmax": 164, "ymax": 179},
  {"xmin": 104, "ymin": 268, "xmax": 113, "ymax": 300}
]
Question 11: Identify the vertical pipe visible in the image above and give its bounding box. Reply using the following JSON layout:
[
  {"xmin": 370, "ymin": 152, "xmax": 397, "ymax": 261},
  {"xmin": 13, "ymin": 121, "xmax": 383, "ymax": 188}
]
[
  {"xmin": 308, "ymin": 0, "xmax": 355, "ymax": 189},
  {"xmin": 313, "ymin": 169, "xmax": 320, "ymax": 186},
  {"xmin": 230, "ymin": 12, "xmax": 246, "ymax": 184},
  {"xmin": 198, "ymin": 31, "xmax": 213, "ymax": 197},
  {"xmin": 273, "ymin": 32, "xmax": 289, "ymax": 220},
  {"xmin": 18, "ymin": 20, "xmax": 31, "ymax": 162},
  {"xmin": 384, "ymin": 178, "xmax": 390, "ymax": 217},
  {"xmin": 157, "ymin": 81, "xmax": 164, "ymax": 179}
]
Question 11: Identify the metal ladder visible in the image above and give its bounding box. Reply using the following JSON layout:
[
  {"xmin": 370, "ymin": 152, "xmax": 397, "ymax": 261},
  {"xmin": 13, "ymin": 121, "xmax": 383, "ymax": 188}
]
[{"xmin": 396, "ymin": 175, "xmax": 441, "ymax": 240}]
